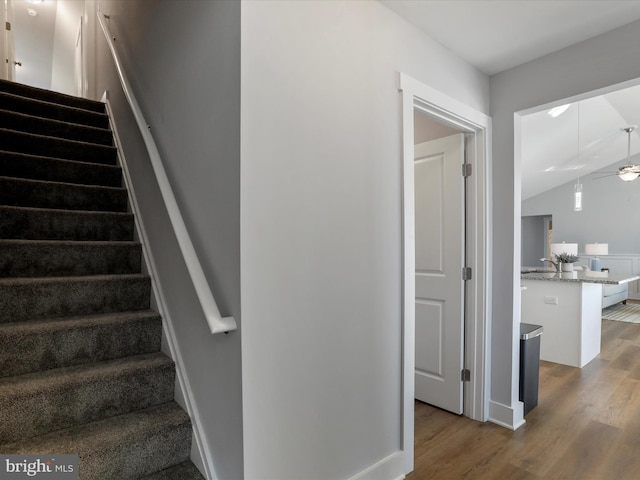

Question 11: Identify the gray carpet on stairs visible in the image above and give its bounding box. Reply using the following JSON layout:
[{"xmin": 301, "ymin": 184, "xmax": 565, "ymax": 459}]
[{"xmin": 0, "ymin": 79, "xmax": 204, "ymax": 479}]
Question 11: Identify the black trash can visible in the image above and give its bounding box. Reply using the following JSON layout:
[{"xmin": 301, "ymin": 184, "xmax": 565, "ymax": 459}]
[{"xmin": 519, "ymin": 323, "xmax": 544, "ymax": 416}]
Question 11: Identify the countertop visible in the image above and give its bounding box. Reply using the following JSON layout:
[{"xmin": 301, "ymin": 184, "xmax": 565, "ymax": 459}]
[{"xmin": 520, "ymin": 270, "xmax": 639, "ymax": 285}]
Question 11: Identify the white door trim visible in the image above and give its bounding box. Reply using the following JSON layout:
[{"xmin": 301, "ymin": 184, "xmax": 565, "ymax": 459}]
[{"xmin": 398, "ymin": 72, "xmax": 492, "ymax": 474}]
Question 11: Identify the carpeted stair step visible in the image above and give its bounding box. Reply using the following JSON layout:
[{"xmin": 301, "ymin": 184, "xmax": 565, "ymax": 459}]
[
  {"xmin": 141, "ymin": 461, "xmax": 205, "ymax": 480},
  {"xmin": 0, "ymin": 128, "xmax": 117, "ymax": 165},
  {"xmin": 0, "ymin": 91, "xmax": 109, "ymax": 129},
  {"xmin": 0, "ymin": 274, "xmax": 151, "ymax": 322},
  {"xmin": 0, "ymin": 401, "xmax": 192, "ymax": 480},
  {"xmin": 0, "ymin": 150, "xmax": 122, "ymax": 187},
  {"xmin": 0, "ymin": 206, "xmax": 134, "ymax": 241},
  {"xmin": 0, "ymin": 176, "xmax": 128, "ymax": 212},
  {"xmin": 0, "ymin": 78, "xmax": 106, "ymax": 114},
  {"xmin": 0, "ymin": 240, "xmax": 142, "ymax": 277},
  {"xmin": 0, "ymin": 81, "xmax": 198, "ymax": 479},
  {"xmin": 0, "ymin": 352, "xmax": 175, "ymax": 442},
  {"xmin": 0, "ymin": 109, "xmax": 113, "ymax": 146},
  {"xmin": 0, "ymin": 311, "xmax": 162, "ymax": 378}
]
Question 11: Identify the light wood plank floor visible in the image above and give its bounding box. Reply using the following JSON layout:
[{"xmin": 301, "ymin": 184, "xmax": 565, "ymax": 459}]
[{"xmin": 407, "ymin": 319, "xmax": 640, "ymax": 480}]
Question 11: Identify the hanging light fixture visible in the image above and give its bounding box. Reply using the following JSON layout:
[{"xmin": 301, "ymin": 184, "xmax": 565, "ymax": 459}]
[
  {"xmin": 618, "ymin": 126, "xmax": 640, "ymax": 181},
  {"xmin": 574, "ymin": 104, "xmax": 583, "ymax": 211},
  {"xmin": 574, "ymin": 178, "xmax": 582, "ymax": 211}
]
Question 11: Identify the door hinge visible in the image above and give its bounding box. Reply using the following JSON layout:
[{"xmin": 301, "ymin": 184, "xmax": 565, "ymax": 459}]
[
  {"xmin": 462, "ymin": 266, "xmax": 472, "ymax": 281},
  {"xmin": 462, "ymin": 163, "xmax": 472, "ymax": 177},
  {"xmin": 461, "ymin": 369, "xmax": 471, "ymax": 382},
  {"xmin": 5, "ymin": 21, "xmax": 11, "ymax": 31}
]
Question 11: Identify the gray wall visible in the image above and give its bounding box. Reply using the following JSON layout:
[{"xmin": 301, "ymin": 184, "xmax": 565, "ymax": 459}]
[
  {"xmin": 88, "ymin": 0, "xmax": 242, "ymax": 478},
  {"xmin": 490, "ymin": 19, "xmax": 640, "ymax": 408},
  {"xmin": 521, "ymin": 215, "xmax": 546, "ymax": 266},
  {"xmin": 241, "ymin": 1, "xmax": 489, "ymax": 478},
  {"xmin": 522, "ymin": 159, "xmax": 640, "ymax": 255}
]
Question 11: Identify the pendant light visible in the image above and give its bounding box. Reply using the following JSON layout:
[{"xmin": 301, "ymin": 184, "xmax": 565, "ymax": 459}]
[
  {"xmin": 574, "ymin": 105, "xmax": 582, "ymax": 211},
  {"xmin": 618, "ymin": 126, "xmax": 640, "ymax": 182},
  {"xmin": 574, "ymin": 178, "xmax": 582, "ymax": 211}
]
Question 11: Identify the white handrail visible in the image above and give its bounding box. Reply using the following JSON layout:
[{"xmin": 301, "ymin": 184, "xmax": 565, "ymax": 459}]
[{"xmin": 97, "ymin": 11, "xmax": 237, "ymax": 334}]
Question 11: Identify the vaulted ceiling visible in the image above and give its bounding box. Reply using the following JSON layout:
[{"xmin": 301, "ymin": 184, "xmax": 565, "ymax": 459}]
[{"xmin": 381, "ymin": 0, "xmax": 640, "ymax": 198}]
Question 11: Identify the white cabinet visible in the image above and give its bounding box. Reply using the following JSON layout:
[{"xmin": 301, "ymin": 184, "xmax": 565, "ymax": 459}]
[{"xmin": 521, "ymin": 279, "xmax": 602, "ymax": 368}]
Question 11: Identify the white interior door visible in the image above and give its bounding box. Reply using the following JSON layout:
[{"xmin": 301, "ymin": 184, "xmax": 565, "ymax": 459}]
[
  {"xmin": 7, "ymin": 0, "xmax": 15, "ymax": 81},
  {"xmin": 414, "ymin": 133, "xmax": 465, "ymax": 414},
  {"xmin": 3, "ymin": 0, "xmax": 15, "ymax": 81}
]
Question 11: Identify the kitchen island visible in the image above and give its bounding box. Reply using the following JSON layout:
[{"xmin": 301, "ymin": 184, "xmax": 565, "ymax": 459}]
[{"xmin": 521, "ymin": 270, "xmax": 639, "ymax": 368}]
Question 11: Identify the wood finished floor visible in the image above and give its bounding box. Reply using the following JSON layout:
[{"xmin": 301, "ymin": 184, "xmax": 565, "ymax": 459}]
[{"xmin": 407, "ymin": 319, "xmax": 640, "ymax": 480}]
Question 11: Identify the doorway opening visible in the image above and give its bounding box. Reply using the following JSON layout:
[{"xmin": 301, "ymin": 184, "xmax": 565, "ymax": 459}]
[
  {"xmin": 399, "ymin": 73, "xmax": 490, "ymax": 474},
  {"xmin": 9, "ymin": 0, "xmax": 85, "ymax": 95},
  {"xmin": 516, "ymin": 77, "xmax": 640, "ymax": 318}
]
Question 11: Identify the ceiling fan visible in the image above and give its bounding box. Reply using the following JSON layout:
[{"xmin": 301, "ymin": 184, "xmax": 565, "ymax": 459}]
[
  {"xmin": 592, "ymin": 125, "xmax": 640, "ymax": 181},
  {"xmin": 617, "ymin": 126, "xmax": 640, "ymax": 181}
]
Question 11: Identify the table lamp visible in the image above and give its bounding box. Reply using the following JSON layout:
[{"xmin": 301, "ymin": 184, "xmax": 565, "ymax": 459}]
[{"xmin": 585, "ymin": 243, "xmax": 608, "ymax": 271}]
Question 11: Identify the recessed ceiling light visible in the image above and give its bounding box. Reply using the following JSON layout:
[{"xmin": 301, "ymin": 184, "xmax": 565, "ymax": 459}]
[
  {"xmin": 27, "ymin": 0, "xmax": 44, "ymax": 4},
  {"xmin": 27, "ymin": 8, "xmax": 38, "ymax": 16},
  {"xmin": 547, "ymin": 104, "xmax": 570, "ymax": 118}
]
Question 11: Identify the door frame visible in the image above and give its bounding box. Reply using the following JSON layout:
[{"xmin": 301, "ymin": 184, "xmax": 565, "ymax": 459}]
[
  {"xmin": 1, "ymin": 0, "xmax": 16, "ymax": 81},
  {"xmin": 399, "ymin": 73, "xmax": 491, "ymax": 473}
]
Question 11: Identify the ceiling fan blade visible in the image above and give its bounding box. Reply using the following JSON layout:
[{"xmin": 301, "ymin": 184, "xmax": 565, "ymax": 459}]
[{"xmin": 592, "ymin": 173, "xmax": 621, "ymax": 180}]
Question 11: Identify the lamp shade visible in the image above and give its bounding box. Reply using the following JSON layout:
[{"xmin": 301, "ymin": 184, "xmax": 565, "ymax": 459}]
[
  {"xmin": 585, "ymin": 243, "xmax": 608, "ymax": 256},
  {"xmin": 551, "ymin": 242, "xmax": 578, "ymax": 256}
]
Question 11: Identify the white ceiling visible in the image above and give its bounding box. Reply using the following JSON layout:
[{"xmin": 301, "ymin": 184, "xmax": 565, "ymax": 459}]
[
  {"xmin": 380, "ymin": 0, "xmax": 640, "ymax": 198},
  {"xmin": 521, "ymin": 85, "xmax": 640, "ymax": 199},
  {"xmin": 380, "ymin": 0, "xmax": 640, "ymax": 75}
]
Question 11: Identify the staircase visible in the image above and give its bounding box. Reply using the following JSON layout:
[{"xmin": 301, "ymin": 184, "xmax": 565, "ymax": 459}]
[{"xmin": 0, "ymin": 80, "xmax": 204, "ymax": 480}]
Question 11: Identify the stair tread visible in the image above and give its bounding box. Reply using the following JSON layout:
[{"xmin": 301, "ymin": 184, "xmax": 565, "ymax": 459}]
[
  {"xmin": 0, "ymin": 150, "xmax": 122, "ymax": 187},
  {"xmin": 0, "ymin": 90, "xmax": 108, "ymax": 119},
  {"xmin": 0, "ymin": 239, "xmax": 139, "ymax": 246},
  {"xmin": 0, "ymin": 176, "xmax": 128, "ymax": 213},
  {"xmin": 0, "ymin": 203, "xmax": 132, "ymax": 216},
  {"xmin": 0, "ymin": 91, "xmax": 108, "ymax": 130},
  {"xmin": 0, "ymin": 353, "xmax": 174, "ymax": 442},
  {"xmin": 0, "ymin": 79, "xmax": 106, "ymax": 113},
  {"xmin": 0, "ymin": 126, "xmax": 116, "ymax": 151},
  {"xmin": 0, "ymin": 239, "xmax": 143, "ymax": 277},
  {"xmin": 0, "ymin": 273, "xmax": 148, "ymax": 284},
  {"xmin": 0, "ymin": 127, "xmax": 117, "ymax": 166},
  {"xmin": 141, "ymin": 461, "xmax": 205, "ymax": 480},
  {"xmin": 0, "ymin": 402, "xmax": 191, "ymax": 479},
  {"xmin": 0, "ymin": 174, "xmax": 126, "ymax": 192},
  {"xmin": 0, "ymin": 310, "xmax": 161, "ymax": 333},
  {"xmin": 0, "ymin": 275, "xmax": 151, "ymax": 323},
  {"xmin": 0, "ymin": 148, "xmax": 121, "ymax": 169},
  {"xmin": 0, "ymin": 109, "xmax": 113, "ymax": 147},
  {"xmin": 0, "ymin": 401, "xmax": 189, "ymax": 452},
  {"xmin": 0, "ymin": 352, "xmax": 171, "ymax": 394},
  {"xmin": 0, "ymin": 205, "xmax": 135, "ymax": 242},
  {"xmin": 0, "ymin": 310, "xmax": 162, "ymax": 378},
  {"xmin": 0, "ymin": 108, "xmax": 112, "ymax": 133}
]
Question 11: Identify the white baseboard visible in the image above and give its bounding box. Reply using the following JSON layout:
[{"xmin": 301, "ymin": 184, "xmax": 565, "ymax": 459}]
[
  {"xmin": 348, "ymin": 452, "xmax": 406, "ymax": 480},
  {"xmin": 488, "ymin": 400, "xmax": 526, "ymax": 431}
]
